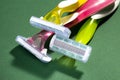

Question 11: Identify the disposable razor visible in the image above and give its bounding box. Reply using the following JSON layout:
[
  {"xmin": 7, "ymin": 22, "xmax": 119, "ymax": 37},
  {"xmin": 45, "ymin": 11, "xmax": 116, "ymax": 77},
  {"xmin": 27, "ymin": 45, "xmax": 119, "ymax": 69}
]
[
  {"xmin": 15, "ymin": 0, "xmax": 87, "ymax": 63},
  {"xmin": 16, "ymin": 31, "xmax": 53, "ymax": 63}
]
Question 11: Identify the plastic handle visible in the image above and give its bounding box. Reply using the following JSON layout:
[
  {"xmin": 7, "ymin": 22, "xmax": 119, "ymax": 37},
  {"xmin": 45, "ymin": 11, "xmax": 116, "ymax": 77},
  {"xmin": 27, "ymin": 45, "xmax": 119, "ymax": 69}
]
[
  {"xmin": 65, "ymin": 0, "xmax": 115, "ymax": 28},
  {"xmin": 44, "ymin": 0, "xmax": 87, "ymax": 24},
  {"xmin": 75, "ymin": 18, "xmax": 98, "ymax": 44}
]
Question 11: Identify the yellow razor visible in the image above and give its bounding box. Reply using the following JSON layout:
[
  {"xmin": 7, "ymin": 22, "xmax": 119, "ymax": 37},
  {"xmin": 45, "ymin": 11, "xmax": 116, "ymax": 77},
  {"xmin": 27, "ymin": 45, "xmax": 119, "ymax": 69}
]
[{"xmin": 44, "ymin": 0, "xmax": 87, "ymax": 24}]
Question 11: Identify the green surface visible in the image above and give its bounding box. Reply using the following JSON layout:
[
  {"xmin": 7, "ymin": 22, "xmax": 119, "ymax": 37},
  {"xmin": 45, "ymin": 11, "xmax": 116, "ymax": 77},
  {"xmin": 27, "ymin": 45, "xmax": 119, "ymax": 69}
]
[{"xmin": 0, "ymin": 0, "xmax": 120, "ymax": 80}]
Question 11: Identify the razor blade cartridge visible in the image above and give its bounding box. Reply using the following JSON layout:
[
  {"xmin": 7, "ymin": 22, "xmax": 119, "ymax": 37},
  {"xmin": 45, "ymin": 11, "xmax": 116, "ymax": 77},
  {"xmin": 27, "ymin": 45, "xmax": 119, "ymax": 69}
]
[
  {"xmin": 49, "ymin": 35, "xmax": 92, "ymax": 63},
  {"xmin": 16, "ymin": 35, "xmax": 52, "ymax": 63},
  {"xmin": 30, "ymin": 16, "xmax": 71, "ymax": 38}
]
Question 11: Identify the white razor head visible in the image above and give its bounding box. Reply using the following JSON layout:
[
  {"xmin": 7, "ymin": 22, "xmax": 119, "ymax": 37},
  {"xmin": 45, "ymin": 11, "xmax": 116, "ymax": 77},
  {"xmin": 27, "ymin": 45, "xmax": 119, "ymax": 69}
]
[
  {"xmin": 15, "ymin": 35, "xmax": 52, "ymax": 63},
  {"xmin": 30, "ymin": 16, "xmax": 71, "ymax": 38},
  {"xmin": 49, "ymin": 35, "xmax": 92, "ymax": 63}
]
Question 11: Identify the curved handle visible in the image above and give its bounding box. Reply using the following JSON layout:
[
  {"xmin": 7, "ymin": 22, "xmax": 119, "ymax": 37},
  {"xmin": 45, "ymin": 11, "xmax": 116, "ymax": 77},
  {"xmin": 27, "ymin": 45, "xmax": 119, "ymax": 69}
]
[
  {"xmin": 44, "ymin": 0, "xmax": 87, "ymax": 24},
  {"xmin": 65, "ymin": 0, "xmax": 115, "ymax": 28},
  {"xmin": 75, "ymin": 18, "xmax": 98, "ymax": 44}
]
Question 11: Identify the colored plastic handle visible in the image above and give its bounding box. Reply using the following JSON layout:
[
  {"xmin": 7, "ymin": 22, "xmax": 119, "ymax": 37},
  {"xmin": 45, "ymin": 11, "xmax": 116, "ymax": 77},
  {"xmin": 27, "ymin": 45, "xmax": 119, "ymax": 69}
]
[
  {"xmin": 65, "ymin": 0, "xmax": 115, "ymax": 28},
  {"xmin": 75, "ymin": 0, "xmax": 118, "ymax": 44},
  {"xmin": 75, "ymin": 18, "xmax": 98, "ymax": 44},
  {"xmin": 44, "ymin": 0, "xmax": 87, "ymax": 24}
]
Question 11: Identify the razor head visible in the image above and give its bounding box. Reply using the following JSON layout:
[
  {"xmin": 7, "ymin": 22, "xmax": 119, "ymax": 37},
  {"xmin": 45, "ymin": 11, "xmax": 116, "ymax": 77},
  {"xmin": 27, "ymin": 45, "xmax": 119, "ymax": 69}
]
[
  {"xmin": 15, "ymin": 35, "xmax": 52, "ymax": 63},
  {"xmin": 30, "ymin": 16, "xmax": 71, "ymax": 38},
  {"xmin": 49, "ymin": 35, "xmax": 92, "ymax": 63}
]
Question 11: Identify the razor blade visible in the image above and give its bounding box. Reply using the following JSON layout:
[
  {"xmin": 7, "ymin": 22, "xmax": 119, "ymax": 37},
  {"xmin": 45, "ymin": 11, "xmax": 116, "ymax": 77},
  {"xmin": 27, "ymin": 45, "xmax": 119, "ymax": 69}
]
[
  {"xmin": 16, "ymin": 35, "xmax": 52, "ymax": 63},
  {"xmin": 49, "ymin": 35, "xmax": 92, "ymax": 63},
  {"xmin": 30, "ymin": 16, "xmax": 71, "ymax": 38}
]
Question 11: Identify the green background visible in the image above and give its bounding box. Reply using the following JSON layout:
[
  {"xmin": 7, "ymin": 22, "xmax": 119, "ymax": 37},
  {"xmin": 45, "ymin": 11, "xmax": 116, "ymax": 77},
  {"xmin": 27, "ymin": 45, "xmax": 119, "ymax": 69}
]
[{"xmin": 0, "ymin": 0, "xmax": 120, "ymax": 80}]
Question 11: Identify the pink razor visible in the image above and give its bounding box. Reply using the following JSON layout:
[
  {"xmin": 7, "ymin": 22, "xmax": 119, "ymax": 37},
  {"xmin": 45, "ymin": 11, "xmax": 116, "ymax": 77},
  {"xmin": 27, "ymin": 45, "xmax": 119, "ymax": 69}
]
[{"xmin": 64, "ymin": 0, "xmax": 115, "ymax": 28}]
